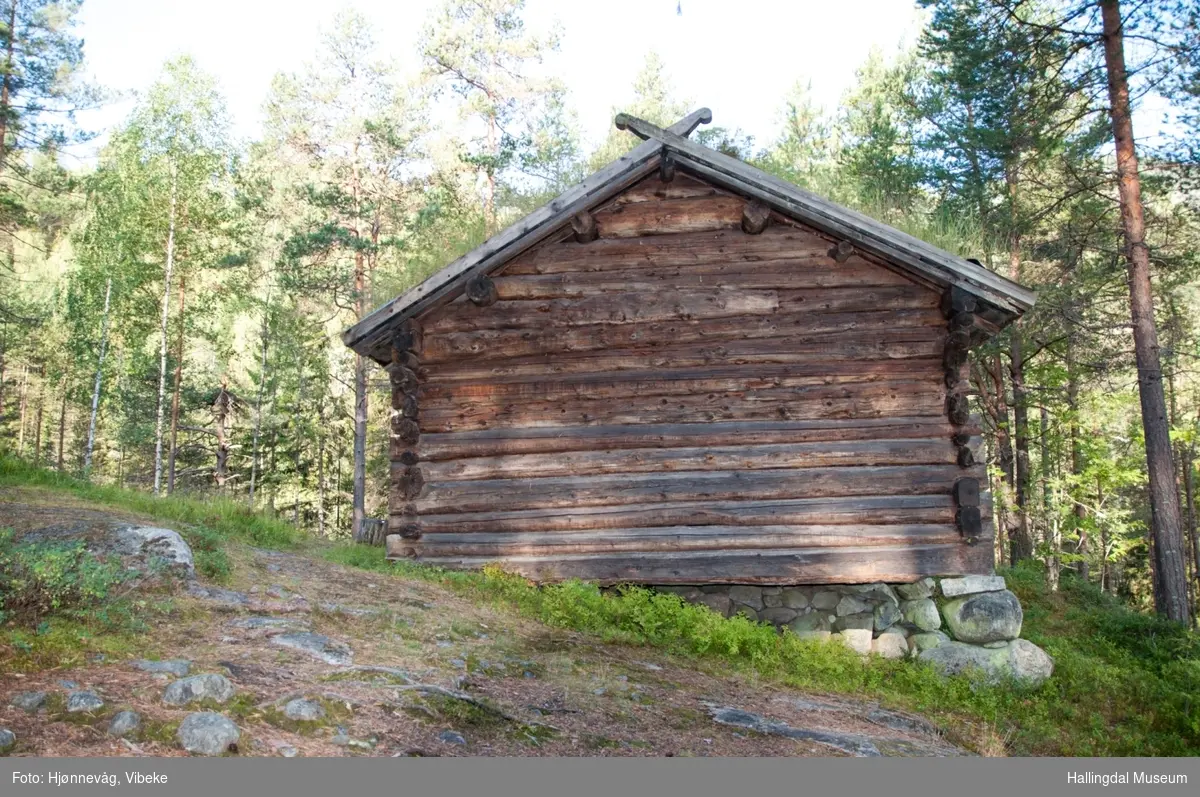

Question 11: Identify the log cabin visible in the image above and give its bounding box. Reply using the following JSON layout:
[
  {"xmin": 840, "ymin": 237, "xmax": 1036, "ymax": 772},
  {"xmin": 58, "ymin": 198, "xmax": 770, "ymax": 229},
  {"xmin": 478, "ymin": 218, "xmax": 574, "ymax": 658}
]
[{"xmin": 342, "ymin": 108, "xmax": 1035, "ymax": 586}]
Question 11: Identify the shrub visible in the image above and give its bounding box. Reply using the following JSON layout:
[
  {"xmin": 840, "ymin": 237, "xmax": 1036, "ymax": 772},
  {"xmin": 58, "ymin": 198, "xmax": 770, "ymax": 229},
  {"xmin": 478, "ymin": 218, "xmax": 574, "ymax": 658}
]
[{"xmin": 0, "ymin": 528, "xmax": 130, "ymax": 627}]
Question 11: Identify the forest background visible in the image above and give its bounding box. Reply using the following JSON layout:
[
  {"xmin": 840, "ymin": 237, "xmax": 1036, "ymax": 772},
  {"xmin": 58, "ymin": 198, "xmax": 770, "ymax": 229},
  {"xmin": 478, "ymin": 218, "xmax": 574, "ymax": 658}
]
[{"xmin": 4, "ymin": 0, "xmax": 1200, "ymax": 624}]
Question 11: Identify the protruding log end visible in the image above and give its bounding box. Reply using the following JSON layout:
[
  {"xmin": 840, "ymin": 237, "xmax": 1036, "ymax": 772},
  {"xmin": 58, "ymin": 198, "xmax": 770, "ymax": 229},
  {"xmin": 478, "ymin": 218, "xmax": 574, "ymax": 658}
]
[
  {"xmin": 829, "ymin": 240, "xmax": 855, "ymax": 263},
  {"xmin": 741, "ymin": 201, "xmax": 771, "ymax": 235},
  {"xmin": 385, "ymin": 534, "xmax": 418, "ymax": 560},
  {"xmin": 389, "ymin": 365, "xmax": 420, "ymax": 395},
  {"xmin": 947, "ymin": 394, "xmax": 970, "ymax": 426},
  {"xmin": 956, "ymin": 506, "xmax": 983, "ymax": 537},
  {"xmin": 941, "ymin": 286, "xmax": 978, "ymax": 318},
  {"xmin": 571, "ymin": 210, "xmax": 599, "ymax": 243},
  {"xmin": 396, "ymin": 466, "xmax": 425, "ymax": 500},
  {"xmin": 466, "ymin": 274, "xmax": 498, "ymax": 307},
  {"xmin": 956, "ymin": 446, "xmax": 976, "ymax": 468},
  {"xmin": 393, "ymin": 418, "xmax": 420, "ymax": 446},
  {"xmin": 953, "ymin": 477, "xmax": 980, "ymax": 507}
]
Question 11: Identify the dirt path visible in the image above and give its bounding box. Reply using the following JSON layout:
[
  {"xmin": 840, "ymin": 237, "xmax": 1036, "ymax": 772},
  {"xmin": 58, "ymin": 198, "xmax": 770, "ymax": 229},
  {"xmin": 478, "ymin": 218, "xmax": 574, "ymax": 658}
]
[{"xmin": 0, "ymin": 498, "xmax": 967, "ymax": 758}]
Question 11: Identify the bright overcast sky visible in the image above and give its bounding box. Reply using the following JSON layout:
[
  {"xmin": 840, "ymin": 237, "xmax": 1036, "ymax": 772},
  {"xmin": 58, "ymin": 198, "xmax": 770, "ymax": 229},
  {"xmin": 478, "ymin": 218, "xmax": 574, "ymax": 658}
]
[{"xmin": 71, "ymin": 0, "xmax": 926, "ymax": 156}]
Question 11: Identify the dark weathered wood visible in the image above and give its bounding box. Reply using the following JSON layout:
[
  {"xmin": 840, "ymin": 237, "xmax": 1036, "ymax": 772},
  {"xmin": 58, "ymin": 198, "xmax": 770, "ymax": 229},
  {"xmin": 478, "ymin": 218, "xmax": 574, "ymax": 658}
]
[
  {"xmin": 393, "ymin": 417, "xmax": 420, "ymax": 446},
  {"xmin": 397, "ymin": 542, "xmax": 994, "ymax": 584},
  {"xmin": 412, "ymin": 524, "xmax": 963, "ymax": 556},
  {"xmin": 741, "ymin": 200, "xmax": 771, "ymax": 235},
  {"xmin": 465, "ymin": 274, "xmax": 499, "ymax": 306},
  {"xmin": 609, "ymin": 174, "xmax": 716, "ymax": 205},
  {"xmin": 412, "ymin": 464, "xmax": 984, "ymax": 514},
  {"xmin": 941, "ymin": 286, "xmax": 977, "ymax": 317},
  {"xmin": 946, "ymin": 394, "xmax": 970, "ymax": 426},
  {"xmin": 423, "ymin": 308, "xmax": 948, "ymax": 363},
  {"xmin": 424, "ymin": 285, "xmax": 938, "ymax": 335},
  {"xmin": 571, "ymin": 211, "xmax": 599, "ymax": 243},
  {"xmin": 592, "ymin": 195, "xmax": 745, "ymax": 239},
  {"xmin": 393, "ymin": 466, "xmax": 425, "ymax": 500},
  {"xmin": 956, "ymin": 506, "xmax": 983, "ymax": 537},
  {"xmin": 422, "ymin": 438, "xmax": 957, "ymax": 482},
  {"xmin": 953, "ymin": 477, "xmax": 980, "ymax": 507},
  {"xmin": 415, "ymin": 495, "xmax": 963, "ymax": 533}
]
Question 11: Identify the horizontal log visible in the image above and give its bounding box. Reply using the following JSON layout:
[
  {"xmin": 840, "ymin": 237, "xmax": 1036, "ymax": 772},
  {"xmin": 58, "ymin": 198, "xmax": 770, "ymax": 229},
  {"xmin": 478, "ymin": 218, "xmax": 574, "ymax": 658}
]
[
  {"xmin": 423, "ymin": 286, "xmax": 938, "ymax": 334},
  {"xmin": 483, "ymin": 267, "xmax": 917, "ymax": 302},
  {"xmin": 418, "ymin": 380, "xmax": 947, "ymax": 431},
  {"xmin": 422, "ymin": 331, "xmax": 946, "ymax": 382},
  {"xmin": 503, "ymin": 226, "xmax": 844, "ymax": 275},
  {"xmin": 423, "ymin": 308, "xmax": 948, "ymax": 363},
  {"xmin": 418, "ymin": 417, "xmax": 973, "ymax": 461},
  {"xmin": 607, "ymin": 173, "xmax": 718, "ymax": 205},
  {"xmin": 408, "ymin": 524, "xmax": 963, "ymax": 556},
  {"xmin": 413, "ymin": 494, "xmax": 965, "ymax": 533},
  {"xmin": 592, "ymin": 195, "xmax": 745, "ymax": 238},
  {"xmin": 420, "ymin": 360, "xmax": 941, "ymax": 405},
  {"xmin": 396, "ymin": 542, "xmax": 995, "ymax": 585},
  {"xmin": 420, "ymin": 438, "xmax": 957, "ymax": 482},
  {"xmin": 413, "ymin": 464, "xmax": 985, "ymax": 514}
]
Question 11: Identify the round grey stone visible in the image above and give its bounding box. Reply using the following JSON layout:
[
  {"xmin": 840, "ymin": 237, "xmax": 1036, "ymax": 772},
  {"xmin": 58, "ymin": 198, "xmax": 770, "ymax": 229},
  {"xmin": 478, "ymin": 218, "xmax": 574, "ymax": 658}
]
[
  {"xmin": 728, "ymin": 585, "xmax": 764, "ymax": 611},
  {"xmin": 759, "ymin": 607, "xmax": 798, "ymax": 626},
  {"xmin": 177, "ymin": 712, "xmax": 240, "ymax": 756},
  {"xmin": 810, "ymin": 591, "xmax": 840, "ymax": 611},
  {"xmin": 918, "ymin": 639, "xmax": 1053, "ymax": 686},
  {"xmin": 896, "ymin": 578, "xmax": 936, "ymax": 601},
  {"xmin": 108, "ymin": 710, "xmax": 142, "ymax": 737},
  {"xmin": 113, "ymin": 525, "xmax": 195, "ymax": 578},
  {"xmin": 835, "ymin": 594, "xmax": 872, "ymax": 617},
  {"xmin": 163, "ymin": 674, "xmax": 236, "ymax": 706},
  {"xmin": 438, "ymin": 730, "xmax": 467, "ymax": 745},
  {"xmin": 874, "ymin": 601, "xmax": 901, "ymax": 632},
  {"xmin": 834, "ymin": 628, "xmax": 873, "ymax": 655},
  {"xmin": 762, "ymin": 592, "xmax": 783, "ymax": 608},
  {"xmin": 901, "ymin": 598, "xmax": 942, "ymax": 632},
  {"xmin": 788, "ymin": 613, "xmax": 830, "ymax": 635},
  {"xmin": 0, "ymin": 728, "xmax": 14, "ymax": 753},
  {"xmin": 66, "ymin": 690, "xmax": 105, "ymax": 713},
  {"xmin": 697, "ymin": 593, "xmax": 732, "ymax": 617},
  {"xmin": 133, "ymin": 659, "xmax": 192, "ymax": 677},
  {"xmin": 278, "ymin": 745, "xmax": 299, "ymax": 757},
  {"xmin": 781, "ymin": 588, "xmax": 809, "ymax": 610},
  {"xmin": 908, "ymin": 631, "xmax": 951, "ymax": 656},
  {"xmin": 834, "ymin": 612, "xmax": 873, "ymax": 632},
  {"xmin": 941, "ymin": 590, "xmax": 1023, "ymax": 644},
  {"xmin": 283, "ymin": 698, "xmax": 326, "ymax": 722},
  {"xmin": 9, "ymin": 691, "xmax": 46, "ymax": 712}
]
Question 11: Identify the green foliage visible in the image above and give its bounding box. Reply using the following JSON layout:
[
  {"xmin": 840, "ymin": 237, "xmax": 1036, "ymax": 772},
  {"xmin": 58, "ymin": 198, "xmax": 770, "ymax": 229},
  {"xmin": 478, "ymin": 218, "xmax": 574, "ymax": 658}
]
[
  {"xmin": 0, "ymin": 528, "xmax": 128, "ymax": 627},
  {"xmin": 326, "ymin": 545, "xmax": 1200, "ymax": 756}
]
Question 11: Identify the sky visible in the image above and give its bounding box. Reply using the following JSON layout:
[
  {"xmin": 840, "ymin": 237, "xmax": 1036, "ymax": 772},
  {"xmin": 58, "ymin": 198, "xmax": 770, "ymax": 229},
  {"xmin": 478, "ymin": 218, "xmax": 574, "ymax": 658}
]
[{"xmin": 69, "ymin": 0, "xmax": 927, "ymax": 158}]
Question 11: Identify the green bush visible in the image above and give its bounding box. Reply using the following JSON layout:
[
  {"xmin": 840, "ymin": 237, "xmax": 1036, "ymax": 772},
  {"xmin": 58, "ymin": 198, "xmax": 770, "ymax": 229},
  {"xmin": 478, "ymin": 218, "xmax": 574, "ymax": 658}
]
[{"xmin": 0, "ymin": 528, "xmax": 129, "ymax": 627}]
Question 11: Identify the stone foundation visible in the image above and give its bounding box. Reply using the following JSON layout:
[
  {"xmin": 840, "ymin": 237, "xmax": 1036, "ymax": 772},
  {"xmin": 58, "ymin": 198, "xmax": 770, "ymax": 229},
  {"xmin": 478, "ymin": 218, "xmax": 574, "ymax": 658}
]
[{"xmin": 652, "ymin": 575, "xmax": 1053, "ymax": 686}]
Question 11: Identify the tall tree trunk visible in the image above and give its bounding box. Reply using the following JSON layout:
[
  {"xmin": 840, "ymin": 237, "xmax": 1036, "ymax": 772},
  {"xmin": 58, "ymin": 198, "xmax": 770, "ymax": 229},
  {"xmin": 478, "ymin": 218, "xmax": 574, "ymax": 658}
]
[
  {"xmin": 167, "ymin": 273, "xmax": 186, "ymax": 494},
  {"xmin": 0, "ymin": 0, "xmax": 18, "ymax": 176},
  {"xmin": 0, "ymin": 322, "xmax": 7, "ymax": 424},
  {"xmin": 1041, "ymin": 404, "xmax": 1060, "ymax": 591},
  {"xmin": 1066, "ymin": 338, "xmax": 1089, "ymax": 580},
  {"xmin": 17, "ymin": 361, "xmax": 27, "ymax": 454},
  {"xmin": 55, "ymin": 371, "xmax": 67, "ymax": 471},
  {"xmin": 350, "ymin": 150, "xmax": 368, "ymax": 543},
  {"xmin": 249, "ymin": 289, "xmax": 271, "ymax": 506},
  {"xmin": 989, "ymin": 353, "xmax": 1020, "ymax": 563},
  {"xmin": 213, "ymin": 376, "xmax": 230, "ymax": 489},
  {"xmin": 316, "ymin": 409, "xmax": 327, "ymax": 538},
  {"xmin": 1101, "ymin": 0, "xmax": 1190, "ymax": 623},
  {"xmin": 84, "ymin": 277, "xmax": 113, "ymax": 476},
  {"xmin": 33, "ymin": 364, "xmax": 43, "ymax": 465},
  {"xmin": 153, "ymin": 167, "xmax": 178, "ymax": 496}
]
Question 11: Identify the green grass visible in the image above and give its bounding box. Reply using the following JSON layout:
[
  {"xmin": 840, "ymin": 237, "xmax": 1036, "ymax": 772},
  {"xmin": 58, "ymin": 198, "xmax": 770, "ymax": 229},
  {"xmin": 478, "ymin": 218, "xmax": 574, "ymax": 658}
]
[
  {"xmin": 0, "ymin": 455, "xmax": 304, "ymax": 578},
  {"xmin": 323, "ymin": 544, "xmax": 1200, "ymax": 757}
]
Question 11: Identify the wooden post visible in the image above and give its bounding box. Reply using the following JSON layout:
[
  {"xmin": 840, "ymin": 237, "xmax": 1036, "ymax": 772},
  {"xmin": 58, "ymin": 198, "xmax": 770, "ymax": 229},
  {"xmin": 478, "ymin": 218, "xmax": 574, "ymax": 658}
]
[{"xmin": 387, "ymin": 322, "xmax": 424, "ymax": 551}]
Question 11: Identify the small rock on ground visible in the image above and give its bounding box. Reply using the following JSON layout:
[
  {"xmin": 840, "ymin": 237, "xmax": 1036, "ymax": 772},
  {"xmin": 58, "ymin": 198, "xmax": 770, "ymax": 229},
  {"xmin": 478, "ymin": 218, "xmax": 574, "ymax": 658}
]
[
  {"xmin": 438, "ymin": 730, "xmax": 467, "ymax": 746},
  {"xmin": 66, "ymin": 690, "xmax": 105, "ymax": 713},
  {"xmin": 9, "ymin": 691, "xmax": 47, "ymax": 712},
  {"xmin": 277, "ymin": 745, "xmax": 299, "ymax": 757},
  {"xmin": 228, "ymin": 616, "xmax": 309, "ymax": 631},
  {"xmin": 108, "ymin": 711, "xmax": 141, "ymax": 737},
  {"xmin": 270, "ymin": 632, "xmax": 353, "ymax": 666},
  {"xmin": 133, "ymin": 659, "xmax": 192, "ymax": 677},
  {"xmin": 0, "ymin": 728, "xmax": 14, "ymax": 753},
  {"xmin": 177, "ymin": 712, "xmax": 240, "ymax": 756},
  {"xmin": 162, "ymin": 674, "xmax": 237, "ymax": 706},
  {"xmin": 706, "ymin": 705, "xmax": 881, "ymax": 757},
  {"xmin": 283, "ymin": 698, "xmax": 326, "ymax": 722}
]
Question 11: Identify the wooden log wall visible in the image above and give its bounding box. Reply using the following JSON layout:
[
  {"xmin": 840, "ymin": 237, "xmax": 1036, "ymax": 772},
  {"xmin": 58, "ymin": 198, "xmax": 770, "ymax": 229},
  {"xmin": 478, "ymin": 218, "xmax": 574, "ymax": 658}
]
[{"xmin": 385, "ymin": 172, "xmax": 994, "ymax": 583}]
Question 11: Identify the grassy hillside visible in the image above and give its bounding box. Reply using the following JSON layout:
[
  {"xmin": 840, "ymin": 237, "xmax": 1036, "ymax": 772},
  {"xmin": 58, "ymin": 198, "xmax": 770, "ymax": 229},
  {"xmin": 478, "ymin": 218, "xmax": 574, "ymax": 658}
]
[{"xmin": 2, "ymin": 457, "xmax": 1198, "ymax": 756}]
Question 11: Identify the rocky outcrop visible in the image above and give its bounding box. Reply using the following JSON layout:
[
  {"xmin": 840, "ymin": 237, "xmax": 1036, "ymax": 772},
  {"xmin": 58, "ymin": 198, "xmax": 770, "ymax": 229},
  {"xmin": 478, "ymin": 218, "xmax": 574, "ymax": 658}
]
[{"xmin": 651, "ymin": 575, "xmax": 1053, "ymax": 687}]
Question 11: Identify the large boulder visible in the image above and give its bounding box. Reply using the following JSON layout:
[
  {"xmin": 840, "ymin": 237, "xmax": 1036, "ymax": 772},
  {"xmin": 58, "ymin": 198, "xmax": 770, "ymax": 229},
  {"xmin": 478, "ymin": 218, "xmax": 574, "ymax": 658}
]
[
  {"xmin": 941, "ymin": 590, "xmax": 1022, "ymax": 643},
  {"xmin": 111, "ymin": 526, "xmax": 195, "ymax": 578},
  {"xmin": 834, "ymin": 628, "xmax": 873, "ymax": 655},
  {"xmin": 919, "ymin": 639, "xmax": 1053, "ymax": 686},
  {"xmin": 177, "ymin": 712, "xmax": 240, "ymax": 756}
]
